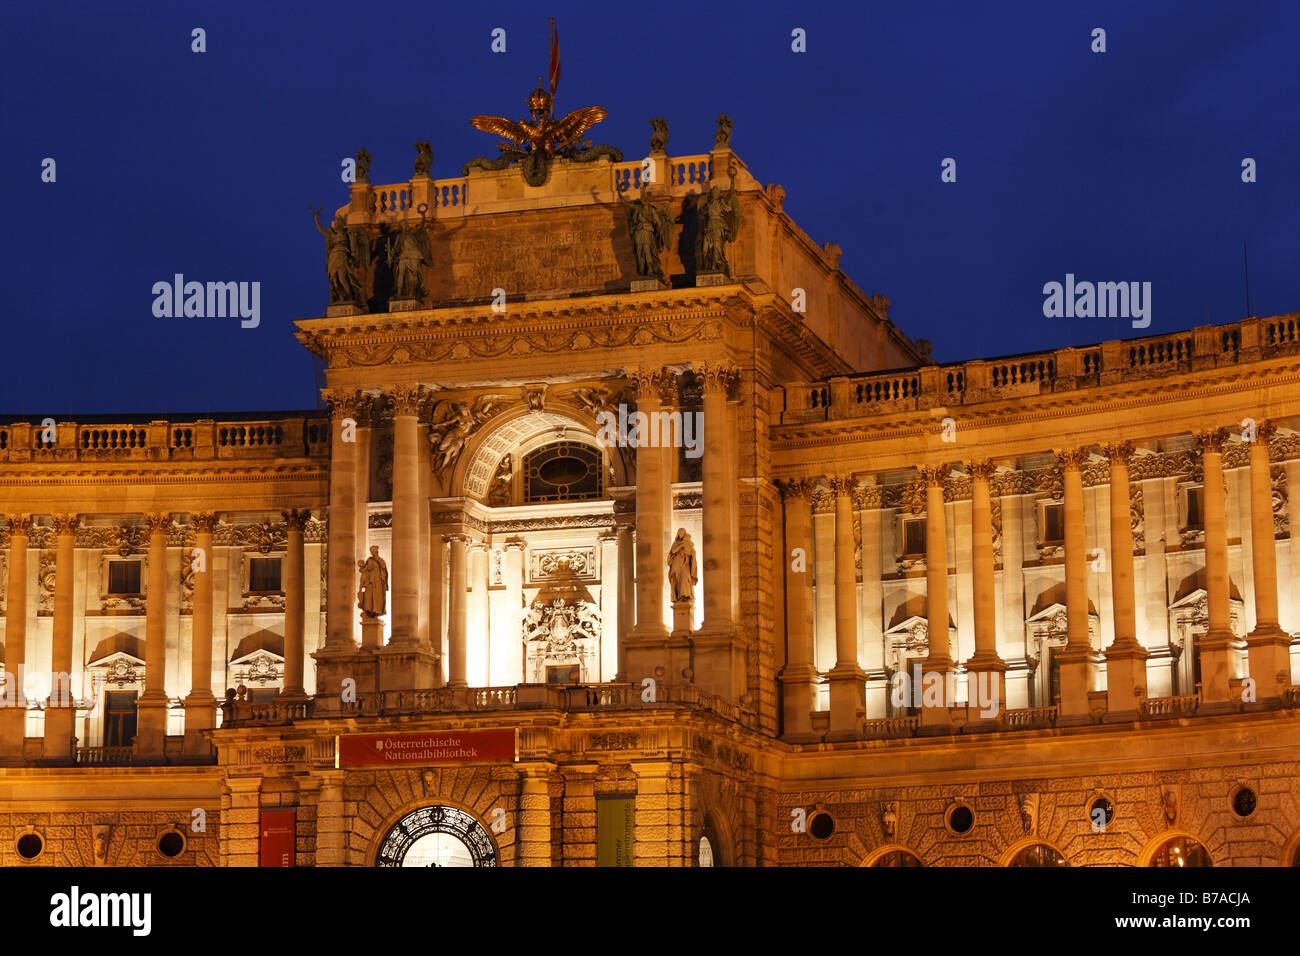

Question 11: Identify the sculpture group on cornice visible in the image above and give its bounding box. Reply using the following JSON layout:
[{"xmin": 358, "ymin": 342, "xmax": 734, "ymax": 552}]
[{"xmin": 312, "ymin": 113, "xmax": 744, "ymax": 314}]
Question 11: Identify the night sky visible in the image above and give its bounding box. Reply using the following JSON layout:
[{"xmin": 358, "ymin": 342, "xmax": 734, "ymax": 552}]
[{"xmin": 2, "ymin": 0, "xmax": 1296, "ymax": 416}]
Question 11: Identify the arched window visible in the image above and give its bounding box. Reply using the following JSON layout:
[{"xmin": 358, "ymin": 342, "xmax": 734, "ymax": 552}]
[
  {"xmin": 1148, "ymin": 836, "xmax": 1211, "ymax": 868},
  {"xmin": 1007, "ymin": 843, "xmax": 1067, "ymax": 867},
  {"xmin": 871, "ymin": 850, "xmax": 922, "ymax": 867},
  {"xmin": 699, "ymin": 835, "xmax": 714, "ymax": 867},
  {"xmin": 523, "ymin": 441, "xmax": 603, "ymax": 503},
  {"xmin": 375, "ymin": 806, "xmax": 498, "ymax": 867}
]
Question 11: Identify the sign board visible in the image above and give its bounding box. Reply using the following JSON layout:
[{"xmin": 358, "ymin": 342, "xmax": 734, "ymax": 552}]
[
  {"xmin": 337, "ymin": 729, "xmax": 517, "ymax": 768},
  {"xmin": 259, "ymin": 809, "xmax": 296, "ymax": 867},
  {"xmin": 597, "ymin": 795, "xmax": 635, "ymax": 867}
]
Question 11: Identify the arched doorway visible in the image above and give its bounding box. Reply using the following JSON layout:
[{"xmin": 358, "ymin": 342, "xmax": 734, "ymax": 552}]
[{"xmin": 374, "ymin": 805, "xmax": 498, "ymax": 867}]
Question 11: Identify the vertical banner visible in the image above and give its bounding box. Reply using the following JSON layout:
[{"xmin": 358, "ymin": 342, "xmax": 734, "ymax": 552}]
[
  {"xmin": 259, "ymin": 809, "xmax": 296, "ymax": 867},
  {"xmin": 596, "ymin": 796, "xmax": 635, "ymax": 867}
]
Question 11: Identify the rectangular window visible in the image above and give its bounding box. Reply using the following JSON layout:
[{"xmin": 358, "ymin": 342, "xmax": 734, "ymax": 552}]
[
  {"xmin": 547, "ymin": 665, "xmax": 580, "ymax": 685},
  {"xmin": 249, "ymin": 557, "xmax": 282, "ymax": 593},
  {"xmin": 104, "ymin": 690, "xmax": 137, "ymax": 747},
  {"xmin": 249, "ymin": 688, "xmax": 279, "ymax": 702},
  {"xmin": 902, "ymin": 518, "xmax": 926, "ymax": 556},
  {"xmin": 1185, "ymin": 487, "xmax": 1203, "ymax": 529},
  {"xmin": 1042, "ymin": 502, "xmax": 1065, "ymax": 543},
  {"xmin": 107, "ymin": 560, "xmax": 142, "ymax": 595}
]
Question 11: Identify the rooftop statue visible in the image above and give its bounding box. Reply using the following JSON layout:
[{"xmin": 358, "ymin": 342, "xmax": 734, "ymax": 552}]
[
  {"xmin": 650, "ymin": 117, "xmax": 669, "ymax": 153},
  {"xmin": 696, "ymin": 161, "xmax": 741, "ymax": 276},
  {"xmin": 387, "ymin": 202, "xmax": 433, "ymax": 301},
  {"xmin": 616, "ymin": 178, "xmax": 673, "ymax": 281},
  {"xmin": 413, "ymin": 141, "xmax": 433, "ymax": 178},
  {"xmin": 310, "ymin": 204, "xmax": 370, "ymax": 307}
]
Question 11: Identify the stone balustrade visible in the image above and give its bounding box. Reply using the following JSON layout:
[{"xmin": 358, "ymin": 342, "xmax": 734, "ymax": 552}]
[
  {"xmin": 0, "ymin": 414, "xmax": 329, "ymax": 463},
  {"xmin": 1141, "ymin": 693, "xmax": 1201, "ymax": 719},
  {"xmin": 782, "ymin": 314, "xmax": 1300, "ymax": 423}
]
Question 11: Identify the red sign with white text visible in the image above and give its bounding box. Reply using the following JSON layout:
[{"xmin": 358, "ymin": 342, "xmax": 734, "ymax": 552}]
[
  {"xmin": 338, "ymin": 729, "xmax": 517, "ymax": 768},
  {"xmin": 259, "ymin": 809, "xmax": 296, "ymax": 867}
]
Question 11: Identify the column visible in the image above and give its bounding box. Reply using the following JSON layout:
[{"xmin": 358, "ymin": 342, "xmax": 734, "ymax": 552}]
[
  {"xmin": 43, "ymin": 515, "xmax": 78, "ymax": 761},
  {"xmin": 919, "ymin": 465, "xmax": 954, "ymax": 726},
  {"xmin": 628, "ymin": 368, "xmax": 672, "ymax": 641},
  {"xmin": 1055, "ymin": 448, "xmax": 1097, "ymax": 722},
  {"xmin": 828, "ymin": 476, "xmax": 866, "ymax": 738},
  {"xmin": 323, "ymin": 391, "xmax": 362, "ymax": 652},
  {"xmin": 389, "ymin": 386, "xmax": 425, "ymax": 647},
  {"xmin": 1245, "ymin": 422, "xmax": 1291, "ymax": 699},
  {"xmin": 135, "ymin": 512, "xmax": 170, "ymax": 761},
  {"xmin": 280, "ymin": 509, "xmax": 309, "ymax": 699},
  {"xmin": 779, "ymin": 480, "xmax": 817, "ymax": 739},
  {"xmin": 1196, "ymin": 428, "xmax": 1241, "ymax": 705},
  {"xmin": 1, "ymin": 515, "xmax": 31, "ymax": 760},
  {"xmin": 1102, "ymin": 443, "xmax": 1148, "ymax": 719},
  {"xmin": 183, "ymin": 512, "xmax": 218, "ymax": 756},
  {"xmin": 517, "ymin": 765, "xmax": 553, "ymax": 867},
  {"xmin": 632, "ymin": 761, "xmax": 674, "ymax": 866},
  {"xmin": 698, "ymin": 362, "xmax": 737, "ymax": 633},
  {"xmin": 503, "ymin": 540, "xmax": 526, "ymax": 686},
  {"xmin": 312, "ymin": 771, "xmax": 346, "ymax": 866},
  {"xmin": 468, "ymin": 543, "xmax": 490, "ymax": 685},
  {"xmin": 965, "ymin": 461, "xmax": 1006, "ymax": 718},
  {"xmin": 615, "ymin": 518, "xmax": 634, "ymax": 680},
  {"xmin": 353, "ymin": 399, "xmax": 372, "ymax": 568},
  {"xmin": 857, "ymin": 487, "xmax": 888, "ymax": 717},
  {"xmin": 597, "ymin": 533, "xmax": 618, "ymax": 681},
  {"xmin": 446, "ymin": 533, "xmax": 469, "ymax": 687}
]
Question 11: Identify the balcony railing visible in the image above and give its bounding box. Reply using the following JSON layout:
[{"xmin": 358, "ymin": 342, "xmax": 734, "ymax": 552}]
[
  {"xmin": 1140, "ymin": 693, "xmax": 1200, "ymax": 719},
  {"xmin": 782, "ymin": 314, "xmax": 1300, "ymax": 424},
  {"xmin": 998, "ymin": 706, "xmax": 1058, "ymax": 730},
  {"xmin": 862, "ymin": 715, "xmax": 919, "ymax": 740},
  {"xmin": 73, "ymin": 745, "xmax": 134, "ymax": 766}
]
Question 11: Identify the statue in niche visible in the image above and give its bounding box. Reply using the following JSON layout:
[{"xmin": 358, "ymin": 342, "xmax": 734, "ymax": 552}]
[
  {"xmin": 667, "ymin": 528, "xmax": 698, "ymax": 603},
  {"xmin": 413, "ymin": 141, "xmax": 433, "ymax": 177},
  {"xmin": 617, "ymin": 179, "xmax": 673, "ymax": 280},
  {"xmin": 387, "ymin": 204, "xmax": 433, "ymax": 300},
  {"xmin": 311, "ymin": 204, "xmax": 370, "ymax": 306},
  {"xmin": 695, "ymin": 163, "xmax": 740, "ymax": 276},
  {"xmin": 357, "ymin": 545, "xmax": 389, "ymax": 618}
]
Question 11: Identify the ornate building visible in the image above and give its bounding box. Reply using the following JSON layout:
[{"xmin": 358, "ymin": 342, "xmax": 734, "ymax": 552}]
[{"xmin": 2, "ymin": 102, "xmax": 1299, "ymax": 867}]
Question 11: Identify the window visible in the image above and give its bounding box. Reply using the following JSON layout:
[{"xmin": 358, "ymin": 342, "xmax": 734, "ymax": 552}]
[
  {"xmin": 104, "ymin": 691, "xmax": 137, "ymax": 747},
  {"xmin": 902, "ymin": 518, "xmax": 926, "ymax": 555},
  {"xmin": 1185, "ymin": 486, "xmax": 1203, "ymax": 529},
  {"xmin": 871, "ymin": 850, "xmax": 922, "ymax": 867},
  {"xmin": 945, "ymin": 803, "xmax": 975, "ymax": 835},
  {"xmin": 523, "ymin": 441, "xmax": 603, "ymax": 504},
  {"xmin": 1149, "ymin": 836, "xmax": 1212, "ymax": 867},
  {"xmin": 699, "ymin": 835, "xmax": 714, "ymax": 867},
  {"xmin": 1008, "ymin": 843, "xmax": 1067, "ymax": 867},
  {"xmin": 107, "ymin": 560, "xmax": 142, "ymax": 595},
  {"xmin": 249, "ymin": 557, "xmax": 282, "ymax": 593},
  {"xmin": 1042, "ymin": 502, "xmax": 1064, "ymax": 543},
  {"xmin": 248, "ymin": 688, "xmax": 279, "ymax": 703},
  {"xmin": 546, "ymin": 665, "xmax": 580, "ymax": 685}
]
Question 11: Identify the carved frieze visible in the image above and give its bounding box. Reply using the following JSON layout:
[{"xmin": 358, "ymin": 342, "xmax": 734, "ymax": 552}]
[{"xmin": 530, "ymin": 548, "xmax": 598, "ymax": 583}]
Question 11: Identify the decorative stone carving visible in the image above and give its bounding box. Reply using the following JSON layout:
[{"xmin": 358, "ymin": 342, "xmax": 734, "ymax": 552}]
[
  {"xmin": 37, "ymin": 550, "xmax": 56, "ymax": 615},
  {"xmin": 1017, "ymin": 793, "xmax": 1039, "ymax": 835},
  {"xmin": 881, "ymin": 801, "xmax": 898, "ymax": 839},
  {"xmin": 667, "ymin": 529, "xmax": 698, "ymax": 603},
  {"xmin": 487, "ymin": 454, "xmax": 514, "ymax": 507},
  {"xmin": 357, "ymin": 545, "xmax": 388, "ymax": 619},
  {"xmin": 522, "ymin": 558, "xmax": 601, "ymax": 682},
  {"xmin": 427, "ymin": 394, "xmax": 510, "ymax": 480},
  {"xmin": 529, "ymin": 547, "xmax": 597, "ymax": 583}
]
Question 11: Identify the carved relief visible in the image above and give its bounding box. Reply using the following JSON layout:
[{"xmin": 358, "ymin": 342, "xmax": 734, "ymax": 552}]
[
  {"xmin": 37, "ymin": 551, "xmax": 56, "ymax": 615},
  {"xmin": 529, "ymin": 548, "xmax": 598, "ymax": 583}
]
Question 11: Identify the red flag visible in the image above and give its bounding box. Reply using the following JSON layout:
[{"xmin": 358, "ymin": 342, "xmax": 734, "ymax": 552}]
[{"xmin": 548, "ymin": 18, "xmax": 561, "ymax": 94}]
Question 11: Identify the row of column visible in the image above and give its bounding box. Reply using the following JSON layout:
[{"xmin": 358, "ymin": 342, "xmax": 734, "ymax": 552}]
[
  {"xmin": 780, "ymin": 424, "xmax": 1292, "ymax": 739},
  {"xmin": 1, "ymin": 509, "xmax": 310, "ymax": 764}
]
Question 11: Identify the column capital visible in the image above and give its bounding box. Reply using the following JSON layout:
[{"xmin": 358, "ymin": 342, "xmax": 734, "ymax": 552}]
[
  {"xmin": 694, "ymin": 361, "xmax": 739, "ymax": 396},
  {"xmin": 144, "ymin": 512, "xmax": 173, "ymax": 535},
  {"xmin": 322, "ymin": 388, "xmax": 371, "ymax": 421},
  {"xmin": 1101, "ymin": 440, "xmax": 1135, "ymax": 465},
  {"xmin": 827, "ymin": 475, "xmax": 859, "ymax": 497},
  {"xmin": 387, "ymin": 384, "xmax": 430, "ymax": 418},
  {"xmin": 1194, "ymin": 427, "xmax": 1230, "ymax": 455},
  {"xmin": 628, "ymin": 367, "xmax": 677, "ymax": 404},
  {"xmin": 5, "ymin": 514, "xmax": 33, "ymax": 536},
  {"xmin": 443, "ymin": 532, "xmax": 473, "ymax": 546},
  {"xmin": 778, "ymin": 477, "xmax": 818, "ymax": 500},
  {"xmin": 918, "ymin": 464, "xmax": 950, "ymax": 487},
  {"xmin": 51, "ymin": 513, "xmax": 80, "ymax": 535},
  {"xmin": 282, "ymin": 508, "xmax": 312, "ymax": 531},
  {"xmin": 1052, "ymin": 447, "xmax": 1089, "ymax": 471},
  {"xmin": 852, "ymin": 484, "xmax": 883, "ymax": 509},
  {"xmin": 965, "ymin": 459, "xmax": 995, "ymax": 481},
  {"xmin": 1252, "ymin": 419, "xmax": 1278, "ymax": 446},
  {"xmin": 503, "ymin": 537, "xmax": 528, "ymax": 551},
  {"xmin": 191, "ymin": 512, "xmax": 219, "ymax": 533}
]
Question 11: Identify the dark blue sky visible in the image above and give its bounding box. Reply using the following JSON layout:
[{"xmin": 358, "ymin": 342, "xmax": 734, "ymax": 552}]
[{"xmin": 2, "ymin": 0, "xmax": 1296, "ymax": 415}]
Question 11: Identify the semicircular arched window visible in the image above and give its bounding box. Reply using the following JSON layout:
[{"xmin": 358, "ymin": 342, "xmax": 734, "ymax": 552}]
[
  {"xmin": 1148, "ymin": 836, "xmax": 1212, "ymax": 868},
  {"xmin": 871, "ymin": 850, "xmax": 923, "ymax": 867},
  {"xmin": 523, "ymin": 441, "xmax": 603, "ymax": 504},
  {"xmin": 1007, "ymin": 843, "xmax": 1068, "ymax": 867},
  {"xmin": 375, "ymin": 805, "xmax": 498, "ymax": 867}
]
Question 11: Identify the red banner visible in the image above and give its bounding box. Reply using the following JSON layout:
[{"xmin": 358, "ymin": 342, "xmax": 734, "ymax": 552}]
[
  {"xmin": 259, "ymin": 809, "xmax": 296, "ymax": 867},
  {"xmin": 338, "ymin": 729, "xmax": 516, "ymax": 768}
]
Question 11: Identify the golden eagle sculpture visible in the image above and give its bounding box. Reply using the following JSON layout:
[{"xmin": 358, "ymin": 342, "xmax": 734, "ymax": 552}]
[{"xmin": 465, "ymin": 83, "xmax": 622, "ymax": 186}]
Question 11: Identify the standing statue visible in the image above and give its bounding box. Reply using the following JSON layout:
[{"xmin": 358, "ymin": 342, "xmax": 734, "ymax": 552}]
[
  {"xmin": 355, "ymin": 148, "xmax": 373, "ymax": 184},
  {"xmin": 311, "ymin": 204, "xmax": 371, "ymax": 306},
  {"xmin": 667, "ymin": 528, "xmax": 698, "ymax": 603},
  {"xmin": 714, "ymin": 113, "xmax": 733, "ymax": 147},
  {"xmin": 387, "ymin": 203, "xmax": 433, "ymax": 300},
  {"xmin": 413, "ymin": 141, "xmax": 433, "ymax": 177},
  {"xmin": 696, "ymin": 162, "xmax": 741, "ymax": 275},
  {"xmin": 357, "ymin": 545, "xmax": 389, "ymax": 618},
  {"xmin": 649, "ymin": 117, "xmax": 669, "ymax": 153},
  {"xmin": 617, "ymin": 181, "xmax": 674, "ymax": 280}
]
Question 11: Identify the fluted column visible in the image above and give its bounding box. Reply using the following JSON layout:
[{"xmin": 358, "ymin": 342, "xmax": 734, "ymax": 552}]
[
  {"xmin": 446, "ymin": 533, "xmax": 469, "ymax": 687},
  {"xmin": 135, "ymin": 512, "xmax": 171, "ymax": 761},
  {"xmin": 629, "ymin": 368, "xmax": 673, "ymax": 642},
  {"xmin": 468, "ymin": 543, "xmax": 490, "ymax": 685},
  {"xmin": 1100, "ymin": 443, "xmax": 1148, "ymax": 718},
  {"xmin": 323, "ymin": 390, "xmax": 363, "ymax": 652},
  {"xmin": 1245, "ymin": 422, "xmax": 1290, "ymax": 699},
  {"xmin": 42, "ymin": 515, "xmax": 79, "ymax": 761},
  {"xmin": 1, "ymin": 515, "xmax": 31, "ymax": 761},
  {"xmin": 697, "ymin": 362, "xmax": 737, "ymax": 633},
  {"xmin": 503, "ymin": 540, "xmax": 526, "ymax": 686},
  {"xmin": 389, "ymin": 386, "xmax": 426, "ymax": 647},
  {"xmin": 183, "ymin": 512, "xmax": 218, "ymax": 756},
  {"xmin": 919, "ymin": 465, "xmax": 954, "ymax": 726},
  {"xmin": 1055, "ymin": 448, "xmax": 1097, "ymax": 722},
  {"xmin": 1196, "ymin": 428, "xmax": 1241, "ymax": 705},
  {"xmin": 965, "ymin": 461, "xmax": 1006, "ymax": 718},
  {"xmin": 828, "ymin": 476, "xmax": 866, "ymax": 738},
  {"xmin": 280, "ymin": 509, "xmax": 310, "ymax": 698},
  {"xmin": 779, "ymin": 480, "xmax": 817, "ymax": 739},
  {"xmin": 615, "ymin": 517, "xmax": 634, "ymax": 680}
]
